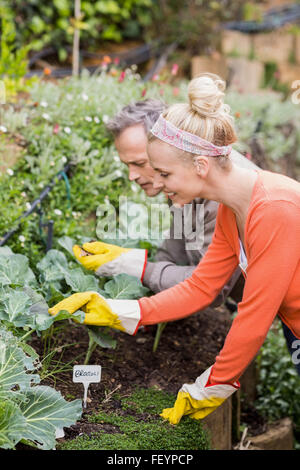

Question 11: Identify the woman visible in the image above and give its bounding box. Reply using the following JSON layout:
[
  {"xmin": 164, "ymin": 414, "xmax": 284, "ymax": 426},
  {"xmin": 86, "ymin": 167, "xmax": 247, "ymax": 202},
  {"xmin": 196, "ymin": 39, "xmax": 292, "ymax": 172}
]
[{"xmin": 49, "ymin": 74, "xmax": 300, "ymax": 424}]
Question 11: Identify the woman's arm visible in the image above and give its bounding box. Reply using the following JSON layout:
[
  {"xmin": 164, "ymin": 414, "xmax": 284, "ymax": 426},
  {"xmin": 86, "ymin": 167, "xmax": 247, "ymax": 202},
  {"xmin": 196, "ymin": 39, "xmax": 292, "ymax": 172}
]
[
  {"xmin": 139, "ymin": 205, "xmax": 239, "ymax": 324},
  {"xmin": 210, "ymin": 200, "xmax": 300, "ymax": 384}
]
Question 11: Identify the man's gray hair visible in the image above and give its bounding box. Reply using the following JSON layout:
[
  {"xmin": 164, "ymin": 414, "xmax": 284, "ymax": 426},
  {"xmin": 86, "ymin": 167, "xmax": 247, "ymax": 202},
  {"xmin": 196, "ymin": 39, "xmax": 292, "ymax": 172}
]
[{"xmin": 106, "ymin": 99, "xmax": 166, "ymax": 137}]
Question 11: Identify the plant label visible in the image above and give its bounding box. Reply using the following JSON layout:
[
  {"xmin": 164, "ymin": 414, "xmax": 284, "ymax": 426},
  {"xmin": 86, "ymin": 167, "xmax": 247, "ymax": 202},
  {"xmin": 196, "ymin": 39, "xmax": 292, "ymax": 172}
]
[{"xmin": 73, "ymin": 365, "xmax": 102, "ymax": 408}]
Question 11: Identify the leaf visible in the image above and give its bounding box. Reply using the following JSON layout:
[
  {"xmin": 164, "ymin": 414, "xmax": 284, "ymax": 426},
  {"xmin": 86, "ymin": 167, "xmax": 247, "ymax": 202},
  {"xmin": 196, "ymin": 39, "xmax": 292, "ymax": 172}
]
[
  {"xmin": 103, "ymin": 274, "xmax": 149, "ymax": 299},
  {"xmin": 64, "ymin": 268, "xmax": 101, "ymax": 293},
  {"xmin": 0, "ymin": 253, "xmax": 37, "ymax": 288},
  {"xmin": 0, "ymin": 290, "xmax": 34, "ymax": 328},
  {"xmin": 0, "ymin": 401, "xmax": 27, "ymax": 450},
  {"xmin": 0, "ymin": 287, "xmax": 51, "ymax": 331},
  {"xmin": 0, "ymin": 247, "xmax": 13, "ymax": 256},
  {"xmin": 49, "ymin": 309, "xmax": 85, "ymax": 324},
  {"xmin": 19, "ymin": 386, "xmax": 82, "ymax": 450},
  {"xmin": 37, "ymin": 249, "xmax": 69, "ymax": 283},
  {"xmin": 87, "ymin": 326, "xmax": 116, "ymax": 349},
  {"xmin": 0, "ymin": 327, "xmax": 40, "ymax": 391},
  {"xmin": 57, "ymin": 235, "xmax": 76, "ymax": 256}
]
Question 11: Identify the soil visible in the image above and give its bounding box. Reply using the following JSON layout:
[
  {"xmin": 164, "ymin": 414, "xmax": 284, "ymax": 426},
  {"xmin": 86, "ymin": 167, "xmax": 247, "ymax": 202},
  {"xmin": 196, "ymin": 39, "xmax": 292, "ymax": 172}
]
[{"xmin": 26, "ymin": 304, "xmax": 267, "ymax": 448}]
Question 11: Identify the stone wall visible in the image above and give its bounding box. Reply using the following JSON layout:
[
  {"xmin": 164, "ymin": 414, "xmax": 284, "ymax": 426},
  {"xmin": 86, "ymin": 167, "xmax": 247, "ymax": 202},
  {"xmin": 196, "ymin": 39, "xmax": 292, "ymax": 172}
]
[{"xmin": 192, "ymin": 27, "xmax": 300, "ymax": 93}]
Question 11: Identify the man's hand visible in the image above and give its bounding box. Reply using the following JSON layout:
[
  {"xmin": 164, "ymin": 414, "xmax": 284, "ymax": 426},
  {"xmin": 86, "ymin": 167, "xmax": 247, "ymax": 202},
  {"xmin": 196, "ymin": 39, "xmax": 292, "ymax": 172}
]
[
  {"xmin": 48, "ymin": 291, "xmax": 141, "ymax": 335},
  {"xmin": 73, "ymin": 241, "xmax": 147, "ymax": 282}
]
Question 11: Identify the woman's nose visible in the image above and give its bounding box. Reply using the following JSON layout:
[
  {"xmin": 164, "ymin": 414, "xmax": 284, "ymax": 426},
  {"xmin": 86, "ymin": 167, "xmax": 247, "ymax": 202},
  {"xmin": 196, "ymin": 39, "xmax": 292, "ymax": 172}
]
[{"xmin": 152, "ymin": 174, "xmax": 164, "ymax": 190}]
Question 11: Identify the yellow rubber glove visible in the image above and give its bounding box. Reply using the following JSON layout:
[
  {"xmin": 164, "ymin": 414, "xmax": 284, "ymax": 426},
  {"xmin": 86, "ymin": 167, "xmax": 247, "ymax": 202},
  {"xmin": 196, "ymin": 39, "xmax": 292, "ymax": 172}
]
[
  {"xmin": 73, "ymin": 241, "xmax": 147, "ymax": 281},
  {"xmin": 48, "ymin": 291, "xmax": 141, "ymax": 335},
  {"xmin": 160, "ymin": 366, "xmax": 239, "ymax": 425}
]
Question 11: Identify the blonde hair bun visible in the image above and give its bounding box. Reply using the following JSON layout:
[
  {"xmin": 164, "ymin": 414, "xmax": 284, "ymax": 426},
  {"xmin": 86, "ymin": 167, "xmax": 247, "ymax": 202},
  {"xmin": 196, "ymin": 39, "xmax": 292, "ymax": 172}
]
[{"xmin": 188, "ymin": 73, "xmax": 230, "ymax": 119}]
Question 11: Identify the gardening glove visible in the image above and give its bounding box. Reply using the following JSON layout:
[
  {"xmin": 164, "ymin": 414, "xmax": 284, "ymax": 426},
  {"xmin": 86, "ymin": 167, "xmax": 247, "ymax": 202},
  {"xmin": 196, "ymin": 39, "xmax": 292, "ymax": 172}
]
[
  {"xmin": 48, "ymin": 291, "xmax": 141, "ymax": 335},
  {"xmin": 160, "ymin": 366, "xmax": 240, "ymax": 425},
  {"xmin": 73, "ymin": 241, "xmax": 147, "ymax": 282}
]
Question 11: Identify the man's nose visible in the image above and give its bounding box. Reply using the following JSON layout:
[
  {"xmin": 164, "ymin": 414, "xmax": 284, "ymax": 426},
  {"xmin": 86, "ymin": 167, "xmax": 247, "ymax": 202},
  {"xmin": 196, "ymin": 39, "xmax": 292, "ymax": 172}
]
[{"xmin": 128, "ymin": 168, "xmax": 140, "ymax": 181}]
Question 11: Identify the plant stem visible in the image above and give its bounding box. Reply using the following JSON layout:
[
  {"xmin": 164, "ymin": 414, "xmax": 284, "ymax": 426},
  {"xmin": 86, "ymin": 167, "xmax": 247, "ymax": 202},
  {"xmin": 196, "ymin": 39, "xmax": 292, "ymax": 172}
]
[
  {"xmin": 84, "ymin": 337, "xmax": 97, "ymax": 365},
  {"xmin": 20, "ymin": 329, "xmax": 35, "ymax": 342},
  {"xmin": 152, "ymin": 322, "xmax": 167, "ymax": 353}
]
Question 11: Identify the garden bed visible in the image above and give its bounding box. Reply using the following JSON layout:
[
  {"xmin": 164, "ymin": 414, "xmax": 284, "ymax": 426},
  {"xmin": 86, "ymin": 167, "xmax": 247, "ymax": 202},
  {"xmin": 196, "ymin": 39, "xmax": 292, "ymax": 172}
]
[{"xmin": 28, "ymin": 304, "xmax": 234, "ymax": 449}]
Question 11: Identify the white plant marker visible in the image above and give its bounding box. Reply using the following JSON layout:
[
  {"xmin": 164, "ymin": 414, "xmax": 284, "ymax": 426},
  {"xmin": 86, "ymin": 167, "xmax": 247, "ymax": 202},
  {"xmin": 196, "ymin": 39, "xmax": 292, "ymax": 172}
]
[{"xmin": 73, "ymin": 365, "xmax": 102, "ymax": 408}]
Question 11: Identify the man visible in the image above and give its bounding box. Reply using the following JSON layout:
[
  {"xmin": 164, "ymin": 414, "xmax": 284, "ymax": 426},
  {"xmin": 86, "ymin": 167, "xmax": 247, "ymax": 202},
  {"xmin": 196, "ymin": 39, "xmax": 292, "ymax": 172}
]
[{"xmin": 74, "ymin": 99, "xmax": 257, "ymax": 306}]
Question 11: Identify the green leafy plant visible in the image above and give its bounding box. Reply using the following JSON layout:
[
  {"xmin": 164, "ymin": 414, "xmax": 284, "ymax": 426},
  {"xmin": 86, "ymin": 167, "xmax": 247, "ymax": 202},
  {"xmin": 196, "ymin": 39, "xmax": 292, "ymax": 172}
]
[
  {"xmin": 0, "ymin": 326, "xmax": 82, "ymax": 450},
  {"xmin": 8, "ymin": 0, "xmax": 153, "ymax": 57},
  {"xmin": 0, "ymin": 1, "xmax": 36, "ymax": 99},
  {"xmin": 255, "ymin": 321, "xmax": 300, "ymax": 443}
]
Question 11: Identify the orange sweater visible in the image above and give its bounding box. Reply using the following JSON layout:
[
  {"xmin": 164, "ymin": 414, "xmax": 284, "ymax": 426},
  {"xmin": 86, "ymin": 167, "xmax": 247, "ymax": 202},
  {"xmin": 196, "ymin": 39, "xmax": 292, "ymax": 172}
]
[{"xmin": 139, "ymin": 170, "xmax": 300, "ymax": 384}]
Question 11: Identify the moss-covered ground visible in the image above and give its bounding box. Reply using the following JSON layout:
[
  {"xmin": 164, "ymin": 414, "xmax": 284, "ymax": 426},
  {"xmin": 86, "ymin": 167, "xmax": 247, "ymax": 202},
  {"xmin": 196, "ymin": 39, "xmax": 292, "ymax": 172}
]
[{"xmin": 58, "ymin": 387, "xmax": 211, "ymax": 450}]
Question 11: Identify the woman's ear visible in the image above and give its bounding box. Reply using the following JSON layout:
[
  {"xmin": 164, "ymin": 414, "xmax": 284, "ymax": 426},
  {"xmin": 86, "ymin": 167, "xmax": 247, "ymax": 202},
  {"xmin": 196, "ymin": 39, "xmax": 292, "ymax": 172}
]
[{"xmin": 194, "ymin": 156, "xmax": 209, "ymax": 178}]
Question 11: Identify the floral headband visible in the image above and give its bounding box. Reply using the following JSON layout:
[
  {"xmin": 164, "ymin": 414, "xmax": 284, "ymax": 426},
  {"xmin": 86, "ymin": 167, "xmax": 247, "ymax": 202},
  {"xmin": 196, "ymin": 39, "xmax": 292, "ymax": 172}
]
[{"xmin": 150, "ymin": 114, "xmax": 232, "ymax": 157}]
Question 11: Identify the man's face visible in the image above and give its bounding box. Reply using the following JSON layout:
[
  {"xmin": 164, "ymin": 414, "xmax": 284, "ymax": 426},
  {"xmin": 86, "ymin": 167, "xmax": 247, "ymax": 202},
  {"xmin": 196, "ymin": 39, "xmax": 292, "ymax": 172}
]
[{"xmin": 114, "ymin": 124, "xmax": 162, "ymax": 197}]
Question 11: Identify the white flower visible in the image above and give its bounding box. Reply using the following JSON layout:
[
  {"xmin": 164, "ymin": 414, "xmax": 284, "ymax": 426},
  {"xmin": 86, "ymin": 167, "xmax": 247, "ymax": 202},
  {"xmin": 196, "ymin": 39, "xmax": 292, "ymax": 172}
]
[
  {"xmin": 62, "ymin": 156, "xmax": 67, "ymax": 163},
  {"xmin": 54, "ymin": 209, "xmax": 62, "ymax": 216},
  {"xmin": 81, "ymin": 93, "xmax": 89, "ymax": 101},
  {"xmin": 19, "ymin": 235, "xmax": 26, "ymax": 243},
  {"xmin": 94, "ymin": 116, "xmax": 100, "ymax": 124},
  {"xmin": 85, "ymin": 116, "xmax": 92, "ymax": 122},
  {"xmin": 26, "ymin": 202, "xmax": 31, "ymax": 210},
  {"xmin": 115, "ymin": 170, "xmax": 122, "ymax": 178},
  {"xmin": 42, "ymin": 113, "xmax": 51, "ymax": 121},
  {"xmin": 6, "ymin": 168, "xmax": 14, "ymax": 176},
  {"xmin": 40, "ymin": 100, "xmax": 48, "ymax": 107},
  {"xmin": 0, "ymin": 125, "xmax": 7, "ymax": 133},
  {"xmin": 102, "ymin": 115, "xmax": 109, "ymax": 124},
  {"xmin": 50, "ymin": 161, "xmax": 55, "ymax": 167},
  {"xmin": 21, "ymin": 192, "xmax": 27, "ymax": 198},
  {"xmin": 64, "ymin": 127, "xmax": 71, "ymax": 134},
  {"xmin": 131, "ymin": 64, "xmax": 138, "ymax": 72},
  {"xmin": 131, "ymin": 183, "xmax": 138, "ymax": 192},
  {"xmin": 113, "ymin": 155, "xmax": 120, "ymax": 162}
]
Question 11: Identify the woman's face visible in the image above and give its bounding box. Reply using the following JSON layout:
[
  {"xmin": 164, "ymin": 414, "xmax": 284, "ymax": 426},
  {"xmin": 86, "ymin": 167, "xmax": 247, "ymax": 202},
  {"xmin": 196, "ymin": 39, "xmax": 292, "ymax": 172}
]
[{"xmin": 147, "ymin": 139, "xmax": 205, "ymax": 207}]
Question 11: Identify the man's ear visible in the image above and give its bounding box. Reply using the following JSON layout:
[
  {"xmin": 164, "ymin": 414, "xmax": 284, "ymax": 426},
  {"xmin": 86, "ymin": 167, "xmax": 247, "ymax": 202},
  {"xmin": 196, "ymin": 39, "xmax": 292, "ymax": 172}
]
[{"xmin": 194, "ymin": 156, "xmax": 209, "ymax": 177}]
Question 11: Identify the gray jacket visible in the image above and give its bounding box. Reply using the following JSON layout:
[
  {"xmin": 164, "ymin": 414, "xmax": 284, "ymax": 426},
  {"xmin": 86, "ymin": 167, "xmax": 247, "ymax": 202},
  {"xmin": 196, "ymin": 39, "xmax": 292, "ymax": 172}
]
[{"xmin": 143, "ymin": 150, "xmax": 258, "ymax": 305}]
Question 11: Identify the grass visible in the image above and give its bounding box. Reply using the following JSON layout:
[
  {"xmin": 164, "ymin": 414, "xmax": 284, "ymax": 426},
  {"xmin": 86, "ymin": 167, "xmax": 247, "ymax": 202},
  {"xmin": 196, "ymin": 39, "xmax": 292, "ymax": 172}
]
[{"xmin": 58, "ymin": 387, "xmax": 211, "ymax": 450}]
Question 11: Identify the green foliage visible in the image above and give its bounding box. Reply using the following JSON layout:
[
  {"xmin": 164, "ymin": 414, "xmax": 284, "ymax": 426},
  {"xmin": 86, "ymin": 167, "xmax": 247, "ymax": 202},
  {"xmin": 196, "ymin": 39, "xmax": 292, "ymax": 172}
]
[
  {"xmin": 226, "ymin": 91, "xmax": 300, "ymax": 168},
  {"xmin": 255, "ymin": 322, "xmax": 300, "ymax": 438},
  {"xmin": 0, "ymin": 70, "xmax": 186, "ymax": 266},
  {"xmin": 0, "ymin": 238, "xmax": 151, "ymax": 364},
  {"xmin": 8, "ymin": 0, "xmax": 153, "ymax": 56},
  {"xmin": 242, "ymin": 2, "xmax": 263, "ymax": 22},
  {"xmin": 58, "ymin": 387, "xmax": 211, "ymax": 450},
  {"xmin": 0, "ymin": 1, "xmax": 36, "ymax": 98},
  {"xmin": 148, "ymin": 0, "xmax": 248, "ymax": 55}
]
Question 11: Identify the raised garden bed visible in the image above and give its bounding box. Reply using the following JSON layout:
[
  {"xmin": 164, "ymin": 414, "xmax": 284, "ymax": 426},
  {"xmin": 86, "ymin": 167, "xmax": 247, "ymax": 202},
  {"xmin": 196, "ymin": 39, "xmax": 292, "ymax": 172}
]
[{"xmin": 28, "ymin": 305, "xmax": 233, "ymax": 450}]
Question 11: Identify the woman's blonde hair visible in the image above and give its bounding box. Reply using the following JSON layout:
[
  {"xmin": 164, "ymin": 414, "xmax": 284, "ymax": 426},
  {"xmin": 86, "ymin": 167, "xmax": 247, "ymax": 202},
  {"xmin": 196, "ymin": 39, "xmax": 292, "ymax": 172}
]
[{"xmin": 149, "ymin": 73, "xmax": 237, "ymax": 169}]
